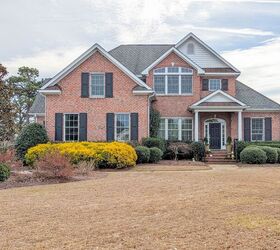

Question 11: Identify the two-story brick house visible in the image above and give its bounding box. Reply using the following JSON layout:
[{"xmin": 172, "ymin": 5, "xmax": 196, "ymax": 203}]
[{"xmin": 30, "ymin": 33, "xmax": 280, "ymax": 150}]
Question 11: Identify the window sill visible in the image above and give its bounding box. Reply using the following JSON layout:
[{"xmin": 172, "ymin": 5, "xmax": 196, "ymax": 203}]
[{"xmin": 89, "ymin": 96, "xmax": 106, "ymax": 99}]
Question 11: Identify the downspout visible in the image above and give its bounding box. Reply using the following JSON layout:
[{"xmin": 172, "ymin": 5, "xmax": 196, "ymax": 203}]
[{"xmin": 147, "ymin": 91, "xmax": 156, "ymax": 138}]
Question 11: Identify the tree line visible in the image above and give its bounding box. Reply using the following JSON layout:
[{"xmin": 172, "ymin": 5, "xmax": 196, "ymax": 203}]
[{"xmin": 0, "ymin": 64, "xmax": 41, "ymax": 142}]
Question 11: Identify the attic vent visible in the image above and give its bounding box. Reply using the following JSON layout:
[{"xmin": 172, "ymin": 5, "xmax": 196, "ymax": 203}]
[{"xmin": 187, "ymin": 43, "xmax": 194, "ymax": 54}]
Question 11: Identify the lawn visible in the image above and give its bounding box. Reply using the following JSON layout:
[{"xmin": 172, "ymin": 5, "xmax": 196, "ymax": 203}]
[{"xmin": 1, "ymin": 165, "xmax": 280, "ymax": 249}]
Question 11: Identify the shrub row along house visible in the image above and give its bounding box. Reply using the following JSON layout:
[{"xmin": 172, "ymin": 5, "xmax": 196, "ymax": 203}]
[{"xmin": 30, "ymin": 33, "xmax": 280, "ymax": 150}]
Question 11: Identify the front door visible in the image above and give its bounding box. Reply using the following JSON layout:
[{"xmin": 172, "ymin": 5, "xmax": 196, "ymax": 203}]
[{"xmin": 209, "ymin": 123, "xmax": 221, "ymax": 149}]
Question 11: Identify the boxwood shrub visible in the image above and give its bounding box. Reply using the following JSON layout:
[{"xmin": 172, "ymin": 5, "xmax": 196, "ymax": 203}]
[
  {"xmin": 149, "ymin": 147, "xmax": 163, "ymax": 163},
  {"xmin": 190, "ymin": 141, "xmax": 205, "ymax": 161},
  {"xmin": 135, "ymin": 146, "xmax": 150, "ymax": 164},
  {"xmin": 276, "ymin": 148, "xmax": 280, "ymax": 163},
  {"xmin": 258, "ymin": 146, "xmax": 278, "ymax": 163},
  {"xmin": 142, "ymin": 137, "xmax": 166, "ymax": 152},
  {"xmin": 0, "ymin": 163, "xmax": 11, "ymax": 182},
  {"xmin": 240, "ymin": 147, "xmax": 267, "ymax": 164}
]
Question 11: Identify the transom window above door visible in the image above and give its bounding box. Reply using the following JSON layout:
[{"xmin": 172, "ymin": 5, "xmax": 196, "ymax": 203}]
[
  {"xmin": 90, "ymin": 73, "xmax": 105, "ymax": 97},
  {"xmin": 154, "ymin": 67, "xmax": 193, "ymax": 95}
]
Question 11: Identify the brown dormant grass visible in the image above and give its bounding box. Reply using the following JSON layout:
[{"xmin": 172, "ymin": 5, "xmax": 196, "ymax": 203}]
[{"xmin": 1, "ymin": 165, "xmax": 280, "ymax": 249}]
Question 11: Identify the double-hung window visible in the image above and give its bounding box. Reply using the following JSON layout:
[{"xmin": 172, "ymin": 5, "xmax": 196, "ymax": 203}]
[
  {"xmin": 251, "ymin": 118, "xmax": 264, "ymax": 141},
  {"xmin": 64, "ymin": 114, "xmax": 79, "ymax": 141},
  {"xmin": 153, "ymin": 67, "xmax": 193, "ymax": 95},
  {"xmin": 159, "ymin": 118, "xmax": 193, "ymax": 141},
  {"xmin": 115, "ymin": 114, "xmax": 130, "ymax": 141},
  {"xmin": 91, "ymin": 73, "xmax": 105, "ymax": 97},
  {"xmin": 209, "ymin": 79, "xmax": 221, "ymax": 91}
]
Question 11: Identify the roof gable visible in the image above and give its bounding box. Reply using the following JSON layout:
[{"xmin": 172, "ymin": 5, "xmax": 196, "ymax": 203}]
[
  {"xmin": 175, "ymin": 33, "xmax": 240, "ymax": 72},
  {"xmin": 141, "ymin": 47, "xmax": 205, "ymax": 75},
  {"xmin": 41, "ymin": 44, "xmax": 151, "ymax": 91}
]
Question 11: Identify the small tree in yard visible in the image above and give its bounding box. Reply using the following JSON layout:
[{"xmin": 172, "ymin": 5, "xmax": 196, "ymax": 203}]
[{"xmin": 15, "ymin": 123, "xmax": 48, "ymax": 160}]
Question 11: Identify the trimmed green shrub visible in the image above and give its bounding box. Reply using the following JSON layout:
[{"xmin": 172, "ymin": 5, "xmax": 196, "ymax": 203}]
[
  {"xmin": 258, "ymin": 146, "xmax": 278, "ymax": 163},
  {"xmin": 240, "ymin": 147, "xmax": 267, "ymax": 164},
  {"xmin": 276, "ymin": 148, "xmax": 280, "ymax": 163},
  {"xmin": 142, "ymin": 137, "xmax": 166, "ymax": 152},
  {"xmin": 149, "ymin": 147, "xmax": 163, "ymax": 163},
  {"xmin": 0, "ymin": 163, "xmax": 11, "ymax": 181},
  {"xmin": 15, "ymin": 123, "xmax": 48, "ymax": 160},
  {"xmin": 190, "ymin": 141, "xmax": 205, "ymax": 161},
  {"xmin": 236, "ymin": 141, "xmax": 249, "ymax": 160},
  {"xmin": 135, "ymin": 146, "xmax": 150, "ymax": 164}
]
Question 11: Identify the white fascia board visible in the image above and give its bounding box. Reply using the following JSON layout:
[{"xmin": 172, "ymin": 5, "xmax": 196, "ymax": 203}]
[
  {"xmin": 38, "ymin": 89, "xmax": 61, "ymax": 95},
  {"xmin": 191, "ymin": 90, "xmax": 247, "ymax": 107},
  {"xmin": 141, "ymin": 47, "xmax": 205, "ymax": 75},
  {"xmin": 29, "ymin": 113, "xmax": 45, "ymax": 116},
  {"xmin": 133, "ymin": 90, "xmax": 154, "ymax": 95},
  {"xmin": 190, "ymin": 106, "xmax": 248, "ymax": 112},
  {"xmin": 202, "ymin": 72, "xmax": 241, "ymax": 76},
  {"xmin": 41, "ymin": 44, "xmax": 151, "ymax": 91},
  {"xmin": 175, "ymin": 32, "xmax": 240, "ymax": 73},
  {"xmin": 244, "ymin": 108, "xmax": 280, "ymax": 112}
]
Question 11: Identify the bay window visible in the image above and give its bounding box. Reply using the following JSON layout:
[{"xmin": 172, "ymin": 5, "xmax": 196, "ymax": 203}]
[{"xmin": 153, "ymin": 67, "xmax": 193, "ymax": 95}]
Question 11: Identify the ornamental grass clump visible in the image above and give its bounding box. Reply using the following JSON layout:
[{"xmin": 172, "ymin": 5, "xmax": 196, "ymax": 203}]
[{"xmin": 25, "ymin": 142, "xmax": 137, "ymax": 169}]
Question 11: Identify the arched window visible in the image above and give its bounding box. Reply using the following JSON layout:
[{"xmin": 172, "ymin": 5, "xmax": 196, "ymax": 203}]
[
  {"xmin": 187, "ymin": 43, "xmax": 194, "ymax": 54},
  {"xmin": 153, "ymin": 67, "xmax": 193, "ymax": 95}
]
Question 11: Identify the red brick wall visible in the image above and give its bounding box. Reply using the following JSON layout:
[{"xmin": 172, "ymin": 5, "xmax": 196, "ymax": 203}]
[{"xmin": 45, "ymin": 51, "xmax": 149, "ymax": 141}]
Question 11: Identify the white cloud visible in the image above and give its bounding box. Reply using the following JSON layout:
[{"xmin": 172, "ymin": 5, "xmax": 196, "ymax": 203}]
[
  {"xmin": 3, "ymin": 46, "xmax": 87, "ymax": 78},
  {"xmin": 222, "ymin": 37, "xmax": 280, "ymax": 103}
]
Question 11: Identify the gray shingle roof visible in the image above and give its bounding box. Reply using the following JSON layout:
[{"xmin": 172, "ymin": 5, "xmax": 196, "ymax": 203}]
[
  {"xmin": 236, "ymin": 81, "xmax": 280, "ymax": 110},
  {"xmin": 109, "ymin": 44, "xmax": 173, "ymax": 75},
  {"xmin": 29, "ymin": 93, "xmax": 45, "ymax": 114}
]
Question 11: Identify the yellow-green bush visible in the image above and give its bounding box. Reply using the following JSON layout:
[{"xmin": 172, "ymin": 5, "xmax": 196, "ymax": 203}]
[{"xmin": 25, "ymin": 142, "xmax": 137, "ymax": 169}]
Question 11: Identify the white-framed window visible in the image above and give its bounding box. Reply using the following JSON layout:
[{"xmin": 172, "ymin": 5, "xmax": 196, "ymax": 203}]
[
  {"xmin": 153, "ymin": 67, "xmax": 193, "ymax": 95},
  {"xmin": 64, "ymin": 114, "xmax": 79, "ymax": 141},
  {"xmin": 115, "ymin": 113, "xmax": 130, "ymax": 141},
  {"xmin": 159, "ymin": 117, "xmax": 193, "ymax": 141},
  {"xmin": 187, "ymin": 43, "xmax": 194, "ymax": 54},
  {"xmin": 251, "ymin": 118, "xmax": 264, "ymax": 141},
  {"xmin": 90, "ymin": 73, "xmax": 105, "ymax": 97},
  {"xmin": 209, "ymin": 79, "xmax": 221, "ymax": 91}
]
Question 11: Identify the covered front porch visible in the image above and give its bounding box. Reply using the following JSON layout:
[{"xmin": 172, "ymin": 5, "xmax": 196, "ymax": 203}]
[{"xmin": 190, "ymin": 90, "xmax": 248, "ymax": 150}]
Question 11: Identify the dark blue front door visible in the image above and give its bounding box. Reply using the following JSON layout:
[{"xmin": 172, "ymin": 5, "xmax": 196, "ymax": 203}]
[{"xmin": 209, "ymin": 123, "xmax": 221, "ymax": 149}]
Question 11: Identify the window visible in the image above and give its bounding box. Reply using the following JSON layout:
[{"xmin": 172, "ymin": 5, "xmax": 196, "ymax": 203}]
[
  {"xmin": 251, "ymin": 118, "xmax": 264, "ymax": 141},
  {"xmin": 154, "ymin": 75, "xmax": 165, "ymax": 94},
  {"xmin": 153, "ymin": 67, "xmax": 193, "ymax": 95},
  {"xmin": 187, "ymin": 43, "xmax": 194, "ymax": 54},
  {"xmin": 209, "ymin": 79, "xmax": 221, "ymax": 91},
  {"xmin": 181, "ymin": 119, "xmax": 193, "ymax": 141},
  {"xmin": 115, "ymin": 114, "xmax": 130, "ymax": 141},
  {"xmin": 159, "ymin": 118, "xmax": 193, "ymax": 141},
  {"xmin": 64, "ymin": 114, "xmax": 79, "ymax": 141},
  {"xmin": 91, "ymin": 73, "xmax": 105, "ymax": 97},
  {"xmin": 167, "ymin": 76, "xmax": 179, "ymax": 94}
]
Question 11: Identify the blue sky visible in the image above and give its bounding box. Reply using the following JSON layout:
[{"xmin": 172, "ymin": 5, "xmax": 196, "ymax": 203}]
[{"xmin": 1, "ymin": 0, "xmax": 280, "ymax": 101}]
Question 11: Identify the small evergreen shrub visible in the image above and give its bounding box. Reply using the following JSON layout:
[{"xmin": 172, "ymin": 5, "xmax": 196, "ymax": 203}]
[
  {"xmin": 236, "ymin": 141, "xmax": 249, "ymax": 160},
  {"xmin": 240, "ymin": 147, "xmax": 267, "ymax": 164},
  {"xmin": 190, "ymin": 141, "xmax": 205, "ymax": 161},
  {"xmin": 0, "ymin": 163, "xmax": 11, "ymax": 182},
  {"xmin": 258, "ymin": 146, "xmax": 278, "ymax": 163},
  {"xmin": 142, "ymin": 137, "xmax": 166, "ymax": 152},
  {"xmin": 276, "ymin": 148, "xmax": 280, "ymax": 163},
  {"xmin": 15, "ymin": 123, "xmax": 48, "ymax": 160},
  {"xmin": 135, "ymin": 146, "xmax": 150, "ymax": 164},
  {"xmin": 149, "ymin": 147, "xmax": 163, "ymax": 163}
]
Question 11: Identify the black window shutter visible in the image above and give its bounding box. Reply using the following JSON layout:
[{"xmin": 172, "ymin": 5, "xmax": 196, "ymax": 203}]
[
  {"xmin": 244, "ymin": 118, "xmax": 251, "ymax": 141},
  {"xmin": 202, "ymin": 79, "xmax": 209, "ymax": 91},
  {"xmin": 79, "ymin": 113, "xmax": 87, "ymax": 141},
  {"xmin": 221, "ymin": 79, "xmax": 228, "ymax": 91},
  {"xmin": 81, "ymin": 72, "xmax": 89, "ymax": 98},
  {"xmin": 265, "ymin": 117, "xmax": 272, "ymax": 141},
  {"xmin": 55, "ymin": 113, "xmax": 63, "ymax": 141},
  {"xmin": 130, "ymin": 113, "xmax": 139, "ymax": 141},
  {"xmin": 105, "ymin": 73, "xmax": 113, "ymax": 98},
  {"xmin": 106, "ymin": 113, "xmax": 115, "ymax": 141}
]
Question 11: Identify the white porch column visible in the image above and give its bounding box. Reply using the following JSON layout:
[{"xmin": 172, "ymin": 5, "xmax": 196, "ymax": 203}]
[
  {"xmin": 238, "ymin": 111, "xmax": 242, "ymax": 141},
  {"xmin": 194, "ymin": 111, "xmax": 199, "ymax": 141}
]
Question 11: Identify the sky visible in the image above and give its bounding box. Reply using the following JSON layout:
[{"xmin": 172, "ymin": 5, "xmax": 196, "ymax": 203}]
[{"xmin": 1, "ymin": 0, "xmax": 280, "ymax": 102}]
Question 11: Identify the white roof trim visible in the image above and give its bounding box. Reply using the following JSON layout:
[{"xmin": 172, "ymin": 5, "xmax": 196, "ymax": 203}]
[
  {"xmin": 191, "ymin": 107, "xmax": 246, "ymax": 112},
  {"xmin": 38, "ymin": 89, "xmax": 61, "ymax": 95},
  {"xmin": 141, "ymin": 47, "xmax": 205, "ymax": 75},
  {"xmin": 175, "ymin": 33, "xmax": 240, "ymax": 73},
  {"xmin": 204, "ymin": 72, "xmax": 240, "ymax": 76},
  {"xmin": 41, "ymin": 43, "xmax": 151, "ymax": 90},
  {"xmin": 191, "ymin": 90, "xmax": 247, "ymax": 107},
  {"xmin": 29, "ymin": 113, "xmax": 45, "ymax": 116},
  {"xmin": 132, "ymin": 89, "xmax": 154, "ymax": 95}
]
